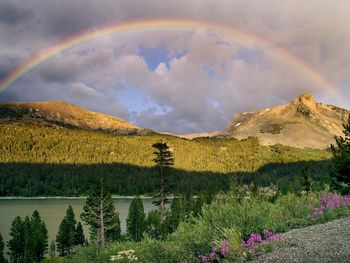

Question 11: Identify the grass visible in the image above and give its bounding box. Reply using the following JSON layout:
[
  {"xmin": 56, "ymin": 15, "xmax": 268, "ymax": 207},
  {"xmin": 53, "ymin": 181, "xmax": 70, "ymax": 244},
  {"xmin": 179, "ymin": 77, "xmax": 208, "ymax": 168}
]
[{"xmin": 56, "ymin": 189, "xmax": 350, "ymax": 263}]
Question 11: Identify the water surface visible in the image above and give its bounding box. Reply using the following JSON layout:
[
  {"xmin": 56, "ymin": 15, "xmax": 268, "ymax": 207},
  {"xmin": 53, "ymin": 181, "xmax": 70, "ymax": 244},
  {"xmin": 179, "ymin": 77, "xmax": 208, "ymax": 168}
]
[{"xmin": 0, "ymin": 198, "xmax": 156, "ymax": 247}]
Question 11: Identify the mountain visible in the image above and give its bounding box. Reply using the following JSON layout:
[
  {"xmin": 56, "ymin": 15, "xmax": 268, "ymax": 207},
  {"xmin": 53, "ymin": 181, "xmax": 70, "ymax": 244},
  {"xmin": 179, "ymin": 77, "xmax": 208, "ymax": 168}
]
[
  {"xmin": 225, "ymin": 93, "xmax": 349, "ymax": 149},
  {"xmin": 0, "ymin": 98, "xmax": 333, "ymax": 196},
  {"xmin": 0, "ymin": 101, "xmax": 152, "ymax": 135}
]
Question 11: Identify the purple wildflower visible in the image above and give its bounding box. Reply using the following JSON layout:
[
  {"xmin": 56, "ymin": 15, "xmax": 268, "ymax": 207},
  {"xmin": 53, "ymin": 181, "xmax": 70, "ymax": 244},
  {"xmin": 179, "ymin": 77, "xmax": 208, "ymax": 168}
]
[
  {"xmin": 267, "ymin": 234, "xmax": 279, "ymax": 241},
  {"xmin": 308, "ymin": 193, "xmax": 350, "ymax": 220},
  {"xmin": 198, "ymin": 255, "xmax": 209, "ymax": 263},
  {"xmin": 223, "ymin": 239, "xmax": 229, "ymax": 246},
  {"xmin": 220, "ymin": 246, "xmax": 230, "ymax": 255},
  {"xmin": 242, "ymin": 233, "xmax": 262, "ymax": 248},
  {"xmin": 209, "ymin": 252, "xmax": 216, "ymax": 259}
]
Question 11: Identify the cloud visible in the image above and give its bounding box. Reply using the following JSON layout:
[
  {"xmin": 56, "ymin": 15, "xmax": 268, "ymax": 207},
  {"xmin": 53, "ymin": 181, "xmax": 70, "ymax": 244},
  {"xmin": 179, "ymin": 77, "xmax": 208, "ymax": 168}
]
[
  {"xmin": 0, "ymin": 0, "xmax": 349, "ymax": 133},
  {"xmin": 70, "ymin": 83, "xmax": 103, "ymax": 98},
  {"xmin": 0, "ymin": 2, "xmax": 33, "ymax": 25}
]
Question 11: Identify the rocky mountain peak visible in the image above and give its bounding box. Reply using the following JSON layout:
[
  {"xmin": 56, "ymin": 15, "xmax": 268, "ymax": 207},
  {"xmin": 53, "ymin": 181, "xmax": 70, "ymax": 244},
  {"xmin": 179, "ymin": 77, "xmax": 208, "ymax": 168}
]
[
  {"xmin": 225, "ymin": 92, "xmax": 349, "ymax": 149},
  {"xmin": 291, "ymin": 93, "xmax": 316, "ymax": 110}
]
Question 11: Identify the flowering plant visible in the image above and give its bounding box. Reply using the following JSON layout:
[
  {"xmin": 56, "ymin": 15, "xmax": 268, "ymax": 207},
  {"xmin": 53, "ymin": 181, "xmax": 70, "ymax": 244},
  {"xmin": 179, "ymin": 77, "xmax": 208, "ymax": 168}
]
[
  {"xmin": 198, "ymin": 239, "xmax": 230, "ymax": 263},
  {"xmin": 241, "ymin": 230, "xmax": 280, "ymax": 258},
  {"xmin": 307, "ymin": 193, "xmax": 350, "ymax": 220}
]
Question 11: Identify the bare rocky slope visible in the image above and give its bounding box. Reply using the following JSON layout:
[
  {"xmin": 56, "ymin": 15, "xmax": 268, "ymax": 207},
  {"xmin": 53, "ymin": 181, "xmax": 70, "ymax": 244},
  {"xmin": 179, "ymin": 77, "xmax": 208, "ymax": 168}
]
[
  {"xmin": 225, "ymin": 93, "xmax": 349, "ymax": 149},
  {"xmin": 0, "ymin": 101, "xmax": 152, "ymax": 135}
]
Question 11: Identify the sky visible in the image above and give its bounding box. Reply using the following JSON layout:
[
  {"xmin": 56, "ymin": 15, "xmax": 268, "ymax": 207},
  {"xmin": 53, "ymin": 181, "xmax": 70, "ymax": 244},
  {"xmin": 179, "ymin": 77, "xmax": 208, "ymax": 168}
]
[{"xmin": 0, "ymin": 0, "xmax": 349, "ymax": 134}]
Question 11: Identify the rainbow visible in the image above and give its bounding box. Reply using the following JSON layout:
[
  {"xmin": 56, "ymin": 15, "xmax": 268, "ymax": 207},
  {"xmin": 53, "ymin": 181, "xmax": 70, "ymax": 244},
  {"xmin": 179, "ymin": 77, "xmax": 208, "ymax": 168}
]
[{"xmin": 0, "ymin": 18, "xmax": 336, "ymax": 92}]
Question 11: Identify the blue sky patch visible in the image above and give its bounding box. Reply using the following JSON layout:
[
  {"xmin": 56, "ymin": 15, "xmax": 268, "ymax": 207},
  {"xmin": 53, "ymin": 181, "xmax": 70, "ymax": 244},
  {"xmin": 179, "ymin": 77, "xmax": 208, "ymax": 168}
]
[
  {"xmin": 120, "ymin": 87, "xmax": 172, "ymax": 115},
  {"xmin": 138, "ymin": 45, "xmax": 170, "ymax": 71},
  {"xmin": 236, "ymin": 47, "xmax": 264, "ymax": 64}
]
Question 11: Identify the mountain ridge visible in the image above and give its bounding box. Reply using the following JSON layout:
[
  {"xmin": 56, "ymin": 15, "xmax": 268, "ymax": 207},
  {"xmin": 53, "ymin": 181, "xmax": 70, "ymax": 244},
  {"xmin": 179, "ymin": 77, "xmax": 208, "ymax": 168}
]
[
  {"xmin": 0, "ymin": 93, "xmax": 348, "ymax": 149},
  {"xmin": 225, "ymin": 93, "xmax": 349, "ymax": 149},
  {"xmin": 0, "ymin": 100, "xmax": 147, "ymax": 135}
]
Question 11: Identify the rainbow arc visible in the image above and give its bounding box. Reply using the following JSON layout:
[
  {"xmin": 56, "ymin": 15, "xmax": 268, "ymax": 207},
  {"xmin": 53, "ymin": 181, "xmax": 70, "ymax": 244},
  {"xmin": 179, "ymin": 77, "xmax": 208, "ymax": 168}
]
[{"xmin": 0, "ymin": 19, "xmax": 336, "ymax": 93}]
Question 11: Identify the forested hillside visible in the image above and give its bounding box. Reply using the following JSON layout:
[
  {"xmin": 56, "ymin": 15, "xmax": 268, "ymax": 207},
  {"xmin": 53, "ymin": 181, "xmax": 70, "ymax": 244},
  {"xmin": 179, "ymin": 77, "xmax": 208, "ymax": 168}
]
[{"xmin": 0, "ymin": 122, "xmax": 332, "ymax": 196}]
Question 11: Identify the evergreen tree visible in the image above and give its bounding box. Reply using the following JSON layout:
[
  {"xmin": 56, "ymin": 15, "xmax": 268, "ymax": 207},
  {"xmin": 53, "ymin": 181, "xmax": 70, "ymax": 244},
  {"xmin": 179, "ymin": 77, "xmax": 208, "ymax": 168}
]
[
  {"xmin": 65, "ymin": 206, "xmax": 77, "ymax": 252},
  {"xmin": 56, "ymin": 206, "xmax": 77, "ymax": 255},
  {"xmin": 0, "ymin": 233, "xmax": 7, "ymax": 263},
  {"xmin": 144, "ymin": 210, "xmax": 161, "ymax": 239},
  {"xmin": 30, "ymin": 210, "xmax": 48, "ymax": 262},
  {"xmin": 81, "ymin": 176, "xmax": 121, "ymax": 247},
  {"xmin": 7, "ymin": 212, "xmax": 48, "ymax": 263},
  {"xmin": 49, "ymin": 241, "xmax": 56, "ymax": 259},
  {"xmin": 331, "ymin": 115, "xmax": 350, "ymax": 193},
  {"xmin": 126, "ymin": 197, "xmax": 146, "ymax": 242},
  {"xmin": 22, "ymin": 216, "xmax": 33, "ymax": 263},
  {"xmin": 7, "ymin": 216, "xmax": 24, "ymax": 263},
  {"xmin": 152, "ymin": 142, "xmax": 174, "ymax": 226},
  {"xmin": 74, "ymin": 222, "xmax": 85, "ymax": 246},
  {"xmin": 56, "ymin": 218, "xmax": 70, "ymax": 256},
  {"xmin": 165, "ymin": 197, "xmax": 183, "ymax": 233}
]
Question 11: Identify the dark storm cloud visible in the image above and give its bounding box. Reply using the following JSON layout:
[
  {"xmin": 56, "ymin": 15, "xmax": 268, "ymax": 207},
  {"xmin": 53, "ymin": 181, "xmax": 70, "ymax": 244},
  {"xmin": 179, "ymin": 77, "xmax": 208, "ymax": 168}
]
[{"xmin": 0, "ymin": 2, "xmax": 33, "ymax": 25}]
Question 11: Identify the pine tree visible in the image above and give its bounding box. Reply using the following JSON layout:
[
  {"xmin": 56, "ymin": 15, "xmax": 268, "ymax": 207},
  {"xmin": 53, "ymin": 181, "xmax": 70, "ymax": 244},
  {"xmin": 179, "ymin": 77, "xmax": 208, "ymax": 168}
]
[
  {"xmin": 74, "ymin": 222, "xmax": 85, "ymax": 246},
  {"xmin": 0, "ymin": 233, "xmax": 7, "ymax": 263},
  {"xmin": 30, "ymin": 210, "xmax": 48, "ymax": 262},
  {"xmin": 126, "ymin": 196, "xmax": 146, "ymax": 242},
  {"xmin": 56, "ymin": 218, "xmax": 70, "ymax": 256},
  {"xmin": 7, "ymin": 216, "xmax": 24, "ymax": 263},
  {"xmin": 331, "ymin": 115, "xmax": 350, "ymax": 193},
  {"xmin": 65, "ymin": 205, "xmax": 77, "ymax": 253},
  {"xmin": 81, "ymin": 176, "xmax": 121, "ymax": 247},
  {"xmin": 7, "ymin": 212, "xmax": 48, "ymax": 263},
  {"xmin": 23, "ymin": 216, "xmax": 33, "ymax": 263},
  {"xmin": 165, "ymin": 196, "xmax": 183, "ymax": 233},
  {"xmin": 49, "ymin": 241, "xmax": 56, "ymax": 259},
  {"xmin": 152, "ymin": 142, "xmax": 174, "ymax": 226},
  {"xmin": 56, "ymin": 206, "xmax": 77, "ymax": 255},
  {"xmin": 144, "ymin": 210, "xmax": 161, "ymax": 239}
]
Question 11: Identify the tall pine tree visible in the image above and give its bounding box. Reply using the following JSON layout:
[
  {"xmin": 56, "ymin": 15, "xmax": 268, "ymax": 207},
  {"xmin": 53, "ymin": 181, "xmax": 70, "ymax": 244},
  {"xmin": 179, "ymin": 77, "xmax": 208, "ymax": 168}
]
[
  {"xmin": 81, "ymin": 176, "xmax": 121, "ymax": 247},
  {"xmin": 23, "ymin": 216, "xmax": 33, "ymax": 263},
  {"xmin": 152, "ymin": 142, "xmax": 174, "ymax": 226},
  {"xmin": 7, "ymin": 216, "xmax": 24, "ymax": 263},
  {"xmin": 30, "ymin": 210, "xmax": 48, "ymax": 262},
  {"xmin": 56, "ymin": 206, "xmax": 85, "ymax": 255},
  {"xmin": 65, "ymin": 205, "xmax": 77, "ymax": 253},
  {"xmin": 56, "ymin": 218, "xmax": 70, "ymax": 256},
  {"xmin": 126, "ymin": 196, "xmax": 146, "ymax": 242}
]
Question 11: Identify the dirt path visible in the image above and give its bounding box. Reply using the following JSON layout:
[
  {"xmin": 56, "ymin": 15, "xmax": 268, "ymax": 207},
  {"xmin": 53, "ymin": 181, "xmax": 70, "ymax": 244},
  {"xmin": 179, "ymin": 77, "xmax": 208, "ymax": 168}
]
[{"xmin": 252, "ymin": 217, "xmax": 350, "ymax": 263}]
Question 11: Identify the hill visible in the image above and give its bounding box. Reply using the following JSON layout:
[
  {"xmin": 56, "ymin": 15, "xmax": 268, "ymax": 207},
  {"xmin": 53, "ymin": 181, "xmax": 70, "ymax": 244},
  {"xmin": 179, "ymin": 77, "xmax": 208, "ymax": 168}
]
[
  {"xmin": 225, "ymin": 93, "xmax": 349, "ymax": 149},
  {"xmin": 0, "ymin": 101, "xmax": 152, "ymax": 135},
  {"xmin": 0, "ymin": 121, "xmax": 331, "ymax": 196}
]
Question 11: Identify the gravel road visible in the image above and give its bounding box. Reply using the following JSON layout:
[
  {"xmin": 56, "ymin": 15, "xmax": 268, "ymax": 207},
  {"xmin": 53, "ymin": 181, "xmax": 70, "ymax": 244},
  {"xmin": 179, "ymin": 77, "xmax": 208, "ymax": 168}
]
[{"xmin": 252, "ymin": 217, "xmax": 350, "ymax": 263}]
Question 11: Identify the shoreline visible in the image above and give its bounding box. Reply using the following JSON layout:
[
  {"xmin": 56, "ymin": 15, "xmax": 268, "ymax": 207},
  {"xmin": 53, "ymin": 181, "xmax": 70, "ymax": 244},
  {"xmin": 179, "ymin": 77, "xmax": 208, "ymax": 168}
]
[{"xmin": 0, "ymin": 195, "xmax": 154, "ymax": 200}]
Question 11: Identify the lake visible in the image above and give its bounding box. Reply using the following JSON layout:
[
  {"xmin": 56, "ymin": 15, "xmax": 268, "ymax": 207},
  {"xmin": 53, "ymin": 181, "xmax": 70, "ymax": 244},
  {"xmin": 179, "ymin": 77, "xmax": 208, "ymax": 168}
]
[{"xmin": 0, "ymin": 198, "xmax": 157, "ymax": 249}]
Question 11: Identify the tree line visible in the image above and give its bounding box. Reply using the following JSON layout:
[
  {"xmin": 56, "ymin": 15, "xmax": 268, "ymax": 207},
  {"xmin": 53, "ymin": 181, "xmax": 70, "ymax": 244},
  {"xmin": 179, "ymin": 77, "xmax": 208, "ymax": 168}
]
[{"xmin": 0, "ymin": 122, "xmax": 331, "ymax": 197}]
